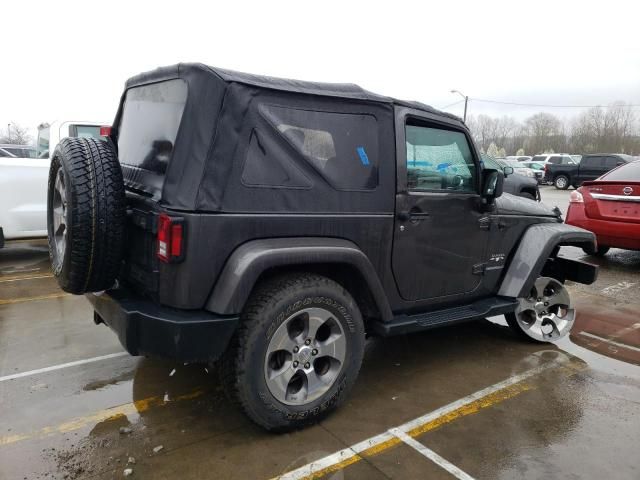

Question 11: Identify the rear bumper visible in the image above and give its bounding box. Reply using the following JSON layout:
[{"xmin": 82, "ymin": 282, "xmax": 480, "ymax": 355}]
[
  {"xmin": 86, "ymin": 289, "xmax": 239, "ymax": 363},
  {"xmin": 566, "ymin": 204, "xmax": 640, "ymax": 250}
]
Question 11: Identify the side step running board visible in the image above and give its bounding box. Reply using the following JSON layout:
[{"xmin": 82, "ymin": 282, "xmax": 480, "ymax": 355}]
[{"xmin": 372, "ymin": 296, "xmax": 518, "ymax": 337}]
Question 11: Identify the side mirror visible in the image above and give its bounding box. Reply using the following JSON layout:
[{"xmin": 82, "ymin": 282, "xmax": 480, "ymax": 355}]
[
  {"xmin": 481, "ymin": 168, "xmax": 505, "ymax": 204},
  {"xmin": 503, "ymin": 166, "xmax": 514, "ymax": 177}
]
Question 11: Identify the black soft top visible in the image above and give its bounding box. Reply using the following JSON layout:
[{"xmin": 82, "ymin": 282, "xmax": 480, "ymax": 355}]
[
  {"xmin": 126, "ymin": 63, "xmax": 460, "ymax": 121},
  {"xmin": 115, "ymin": 63, "xmax": 463, "ymax": 213}
]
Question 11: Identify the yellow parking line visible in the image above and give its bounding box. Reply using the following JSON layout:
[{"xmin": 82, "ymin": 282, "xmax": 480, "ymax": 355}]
[
  {"xmin": 275, "ymin": 361, "xmax": 584, "ymax": 480},
  {"xmin": 0, "ymin": 389, "xmax": 206, "ymax": 446},
  {"xmin": 295, "ymin": 382, "xmax": 532, "ymax": 480},
  {"xmin": 0, "ymin": 273, "xmax": 54, "ymax": 283},
  {"xmin": 0, "ymin": 293, "xmax": 70, "ymax": 305}
]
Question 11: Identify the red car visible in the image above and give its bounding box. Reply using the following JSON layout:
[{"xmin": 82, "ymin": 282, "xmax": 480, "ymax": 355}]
[{"xmin": 566, "ymin": 160, "xmax": 640, "ymax": 255}]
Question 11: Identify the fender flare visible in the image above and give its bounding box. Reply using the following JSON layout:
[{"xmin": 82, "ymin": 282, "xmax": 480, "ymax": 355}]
[
  {"xmin": 498, "ymin": 223, "xmax": 596, "ymax": 298},
  {"xmin": 205, "ymin": 237, "xmax": 393, "ymax": 320}
]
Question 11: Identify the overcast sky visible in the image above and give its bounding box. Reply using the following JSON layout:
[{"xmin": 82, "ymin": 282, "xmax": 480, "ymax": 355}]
[{"xmin": 2, "ymin": 0, "xmax": 639, "ymax": 139}]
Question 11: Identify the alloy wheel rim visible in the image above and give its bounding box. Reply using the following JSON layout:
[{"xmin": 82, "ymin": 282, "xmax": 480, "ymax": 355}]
[
  {"xmin": 514, "ymin": 277, "xmax": 574, "ymax": 342},
  {"xmin": 264, "ymin": 307, "xmax": 347, "ymax": 405},
  {"xmin": 52, "ymin": 169, "xmax": 68, "ymax": 261},
  {"xmin": 556, "ymin": 177, "xmax": 567, "ymax": 188}
]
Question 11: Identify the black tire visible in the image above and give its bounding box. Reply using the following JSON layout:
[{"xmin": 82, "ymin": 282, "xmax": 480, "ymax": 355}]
[
  {"xmin": 554, "ymin": 175, "xmax": 570, "ymax": 190},
  {"xmin": 220, "ymin": 273, "xmax": 365, "ymax": 431},
  {"xmin": 519, "ymin": 192, "xmax": 536, "ymax": 200},
  {"xmin": 582, "ymin": 245, "xmax": 610, "ymax": 256},
  {"xmin": 505, "ymin": 312, "xmax": 534, "ymax": 342},
  {"xmin": 47, "ymin": 137, "xmax": 126, "ymax": 294}
]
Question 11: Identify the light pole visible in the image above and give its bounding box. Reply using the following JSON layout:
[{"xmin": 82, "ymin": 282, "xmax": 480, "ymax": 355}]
[
  {"xmin": 7, "ymin": 123, "xmax": 10, "ymax": 142},
  {"xmin": 450, "ymin": 90, "xmax": 468, "ymax": 122}
]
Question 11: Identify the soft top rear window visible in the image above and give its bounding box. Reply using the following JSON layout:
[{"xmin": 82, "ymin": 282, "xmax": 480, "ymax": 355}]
[{"xmin": 117, "ymin": 79, "xmax": 188, "ymax": 175}]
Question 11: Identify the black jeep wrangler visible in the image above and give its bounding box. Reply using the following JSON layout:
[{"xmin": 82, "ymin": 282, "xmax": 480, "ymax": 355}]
[{"xmin": 47, "ymin": 64, "xmax": 597, "ymax": 431}]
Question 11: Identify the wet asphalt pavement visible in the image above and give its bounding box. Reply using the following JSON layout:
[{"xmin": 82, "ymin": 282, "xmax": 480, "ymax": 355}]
[{"xmin": 1, "ymin": 186, "xmax": 639, "ymax": 480}]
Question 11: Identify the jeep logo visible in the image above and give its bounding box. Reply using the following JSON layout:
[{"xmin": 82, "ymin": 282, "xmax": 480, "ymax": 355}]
[{"xmin": 623, "ymin": 186, "xmax": 633, "ymax": 195}]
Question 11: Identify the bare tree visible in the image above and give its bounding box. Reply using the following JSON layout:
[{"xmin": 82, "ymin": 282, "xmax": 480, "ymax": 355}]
[
  {"xmin": 0, "ymin": 123, "xmax": 33, "ymax": 145},
  {"xmin": 466, "ymin": 102, "xmax": 640, "ymax": 156}
]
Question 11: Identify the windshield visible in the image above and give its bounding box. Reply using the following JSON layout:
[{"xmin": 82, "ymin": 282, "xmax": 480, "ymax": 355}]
[{"xmin": 37, "ymin": 126, "xmax": 50, "ymax": 158}]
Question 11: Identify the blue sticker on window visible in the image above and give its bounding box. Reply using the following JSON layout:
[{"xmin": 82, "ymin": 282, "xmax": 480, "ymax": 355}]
[
  {"xmin": 356, "ymin": 146, "xmax": 370, "ymax": 166},
  {"xmin": 437, "ymin": 162, "xmax": 451, "ymax": 172}
]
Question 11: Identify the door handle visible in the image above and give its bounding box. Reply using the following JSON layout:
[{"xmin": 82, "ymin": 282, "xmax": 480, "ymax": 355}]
[{"xmin": 398, "ymin": 208, "xmax": 430, "ymax": 221}]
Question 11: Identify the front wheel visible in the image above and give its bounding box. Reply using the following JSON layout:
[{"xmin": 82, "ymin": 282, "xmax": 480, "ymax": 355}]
[
  {"xmin": 506, "ymin": 277, "xmax": 575, "ymax": 343},
  {"xmin": 220, "ymin": 273, "xmax": 365, "ymax": 431}
]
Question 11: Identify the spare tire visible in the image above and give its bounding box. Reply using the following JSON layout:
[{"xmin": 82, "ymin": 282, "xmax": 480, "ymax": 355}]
[{"xmin": 47, "ymin": 137, "xmax": 126, "ymax": 294}]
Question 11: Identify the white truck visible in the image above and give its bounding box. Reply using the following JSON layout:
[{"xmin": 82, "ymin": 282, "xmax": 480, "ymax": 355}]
[{"xmin": 0, "ymin": 120, "xmax": 108, "ymax": 247}]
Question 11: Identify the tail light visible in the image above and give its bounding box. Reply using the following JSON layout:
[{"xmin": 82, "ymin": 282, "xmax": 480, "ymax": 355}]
[
  {"xmin": 157, "ymin": 213, "xmax": 186, "ymax": 263},
  {"xmin": 569, "ymin": 190, "xmax": 584, "ymax": 203},
  {"xmin": 99, "ymin": 126, "xmax": 112, "ymax": 136}
]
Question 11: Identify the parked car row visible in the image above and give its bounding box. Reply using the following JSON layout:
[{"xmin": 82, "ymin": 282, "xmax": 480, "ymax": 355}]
[
  {"xmin": 492, "ymin": 150, "xmax": 639, "ymax": 257},
  {"xmin": 566, "ymin": 159, "xmax": 640, "ymax": 254},
  {"xmin": 545, "ymin": 153, "xmax": 634, "ymax": 190},
  {"xmin": 0, "ymin": 121, "xmax": 108, "ymax": 247}
]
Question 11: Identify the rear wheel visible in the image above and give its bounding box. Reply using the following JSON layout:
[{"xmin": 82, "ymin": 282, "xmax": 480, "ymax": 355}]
[
  {"xmin": 582, "ymin": 245, "xmax": 610, "ymax": 256},
  {"xmin": 554, "ymin": 175, "xmax": 570, "ymax": 190},
  {"xmin": 220, "ymin": 273, "xmax": 365, "ymax": 431},
  {"xmin": 506, "ymin": 277, "xmax": 575, "ymax": 343},
  {"xmin": 47, "ymin": 137, "xmax": 126, "ymax": 294}
]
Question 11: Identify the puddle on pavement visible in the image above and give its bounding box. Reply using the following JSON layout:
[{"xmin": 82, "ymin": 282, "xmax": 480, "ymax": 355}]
[
  {"xmin": 45, "ymin": 360, "xmax": 238, "ymax": 479},
  {"xmin": 0, "ymin": 239, "xmax": 50, "ymax": 277}
]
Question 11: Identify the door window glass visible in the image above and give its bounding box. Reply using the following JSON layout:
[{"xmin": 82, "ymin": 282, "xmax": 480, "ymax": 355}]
[
  {"xmin": 405, "ymin": 124, "xmax": 476, "ymax": 192},
  {"xmin": 604, "ymin": 157, "xmax": 619, "ymax": 169}
]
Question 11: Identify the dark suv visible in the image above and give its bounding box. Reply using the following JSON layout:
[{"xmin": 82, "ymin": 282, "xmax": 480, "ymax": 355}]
[{"xmin": 47, "ymin": 64, "xmax": 597, "ymax": 431}]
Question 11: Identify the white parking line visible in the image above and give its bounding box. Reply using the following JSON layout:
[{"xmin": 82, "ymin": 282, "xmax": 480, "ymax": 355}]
[
  {"xmin": 274, "ymin": 360, "xmax": 560, "ymax": 480},
  {"xmin": 578, "ymin": 331, "xmax": 640, "ymax": 353},
  {"xmin": 0, "ymin": 352, "xmax": 128, "ymax": 383},
  {"xmin": 390, "ymin": 428, "xmax": 475, "ymax": 480}
]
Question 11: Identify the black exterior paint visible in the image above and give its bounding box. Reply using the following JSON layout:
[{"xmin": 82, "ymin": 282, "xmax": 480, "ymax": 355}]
[
  {"xmin": 86, "ymin": 289, "xmax": 238, "ymax": 363},
  {"xmin": 93, "ymin": 63, "xmax": 598, "ymax": 362},
  {"xmin": 205, "ymin": 237, "xmax": 393, "ymax": 319}
]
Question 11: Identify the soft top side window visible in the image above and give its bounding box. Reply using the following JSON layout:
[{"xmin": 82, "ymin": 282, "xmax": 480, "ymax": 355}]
[{"xmin": 260, "ymin": 105, "xmax": 379, "ymax": 191}]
